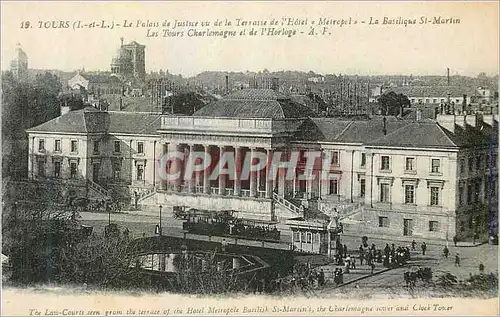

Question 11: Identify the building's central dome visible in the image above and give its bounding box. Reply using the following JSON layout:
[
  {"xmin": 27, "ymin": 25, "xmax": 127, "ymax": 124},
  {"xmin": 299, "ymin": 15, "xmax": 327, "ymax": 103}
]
[{"xmin": 193, "ymin": 89, "xmax": 316, "ymax": 119}]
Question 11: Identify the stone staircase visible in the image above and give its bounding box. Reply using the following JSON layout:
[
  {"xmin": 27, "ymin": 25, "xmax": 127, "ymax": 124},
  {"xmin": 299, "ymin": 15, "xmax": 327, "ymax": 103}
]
[
  {"xmin": 136, "ymin": 187, "xmax": 158, "ymax": 204},
  {"xmin": 86, "ymin": 179, "xmax": 111, "ymax": 200},
  {"xmin": 273, "ymin": 192, "xmax": 302, "ymax": 217}
]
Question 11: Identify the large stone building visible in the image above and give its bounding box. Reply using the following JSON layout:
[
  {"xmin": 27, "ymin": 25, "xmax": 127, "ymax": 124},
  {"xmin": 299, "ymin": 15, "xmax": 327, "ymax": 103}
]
[
  {"xmin": 110, "ymin": 38, "xmax": 146, "ymax": 80},
  {"xmin": 25, "ymin": 88, "xmax": 498, "ymax": 243},
  {"xmin": 10, "ymin": 43, "xmax": 28, "ymax": 80}
]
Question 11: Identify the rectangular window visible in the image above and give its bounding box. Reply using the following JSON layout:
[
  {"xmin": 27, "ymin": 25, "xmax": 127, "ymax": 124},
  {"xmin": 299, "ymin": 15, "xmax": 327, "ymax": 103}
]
[
  {"xmin": 468, "ymin": 157, "xmax": 474, "ymax": 172},
  {"xmin": 381, "ymin": 156, "xmax": 390, "ymax": 170},
  {"xmin": 329, "ymin": 179, "xmax": 338, "ymax": 195},
  {"xmin": 476, "ymin": 156, "xmax": 481, "ymax": 170},
  {"xmin": 431, "ymin": 159, "xmax": 440, "ymax": 173},
  {"xmin": 137, "ymin": 142, "xmax": 144, "ymax": 154},
  {"xmin": 114, "ymin": 141, "xmax": 121, "ymax": 153},
  {"xmin": 433, "ymin": 98, "xmax": 437, "ymax": 103},
  {"xmin": 306, "ymin": 232, "xmax": 312, "ymax": 244},
  {"xmin": 405, "ymin": 157, "xmax": 415, "ymax": 171},
  {"xmin": 474, "ymin": 182, "xmax": 480, "ymax": 203},
  {"xmin": 37, "ymin": 160, "xmax": 45, "ymax": 177},
  {"xmin": 467, "ymin": 183, "xmax": 473, "ymax": 204},
  {"xmin": 70, "ymin": 162, "xmax": 78, "ymax": 178},
  {"xmin": 54, "ymin": 139, "xmax": 61, "ymax": 152},
  {"xmin": 404, "ymin": 185, "xmax": 415, "ymax": 204},
  {"xmin": 93, "ymin": 140, "xmax": 100, "ymax": 154},
  {"xmin": 430, "ymin": 186, "xmax": 440, "ymax": 206},
  {"xmin": 38, "ymin": 139, "xmax": 45, "ymax": 151},
  {"xmin": 114, "ymin": 165, "xmax": 121, "ymax": 180},
  {"xmin": 429, "ymin": 221, "xmax": 439, "ymax": 232},
  {"xmin": 331, "ymin": 151, "xmax": 339, "ymax": 165},
  {"xmin": 360, "ymin": 179, "xmax": 366, "ymax": 197},
  {"xmin": 459, "ymin": 185, "xmax": 464, "ymax": 205},
  {"xmin": 54, "ymin": 161, "xmax": 61, "ymax": 178},
  {"xmin": 293, "ymin": 231, "xmax": 300, "ymax": 243},
  {"xmin": 378, "ymin": 216, "xmax": 389, "ymax": 228},
  {"xmin": 71, "ymin": 140, "xmax": 78, "ymax": 153},
  {"xmin": 360, "ymin": 153, "xmax": 366, "ymax": 167},
  {"xmin": 136, "ymin": 164, "xmax": 144, "ymax": 181},
  {"xmin": 460, "ymin": 159, "xmax": 465, "ymax": 175},
  {"xmin": 379, "ymin": 183, "xmax": 390, "ymax": 202}
]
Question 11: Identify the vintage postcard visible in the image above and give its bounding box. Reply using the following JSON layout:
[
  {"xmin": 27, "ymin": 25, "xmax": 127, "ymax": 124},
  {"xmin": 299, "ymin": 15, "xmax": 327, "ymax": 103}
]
[{"xmin": 1, "ymin": 1, "xmax": 498, "ymax": 316}]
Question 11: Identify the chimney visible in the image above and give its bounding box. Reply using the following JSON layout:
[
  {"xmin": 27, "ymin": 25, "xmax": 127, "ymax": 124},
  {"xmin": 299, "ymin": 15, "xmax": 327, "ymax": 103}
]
[
  {"xmin": 120, "ymin": 37, "xmax": 124, "ymax": 47},
  {"xmin": 60, "ymin": 105, "xmax": 70, "ymax": 116},
  {"xmin": 225, "ymin": 75, "xmax": 229, "ymax": 95},
  {"xmin": 382, "ymin": 116, "xmax": 387, "ymax": 135},
  {"xmin": 465, "ymin": 114, "xmax": 477, "ymax": 127},
  {"xmin": 447, "ymin": 68, "xmax": 450, "ymax": 86},
  {"xmin": 436, "ymin": 114, "xmax": 455, "ymax": 133},
  {"xmin": 482, "ymin": 114, "xmax": 497, "ymax": 126},
  {"xmin": 462, "ymin": 94, "xmax": 467, "ymax": 114},
  {"xmin": 455, "ymin": 114, "xmax": 466, "ymax": 128}
]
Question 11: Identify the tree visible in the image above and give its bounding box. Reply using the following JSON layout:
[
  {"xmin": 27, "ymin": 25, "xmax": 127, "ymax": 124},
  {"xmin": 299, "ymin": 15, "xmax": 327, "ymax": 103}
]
[
  {"xmin": 378, "ymin": 91, "xmax": 410, "ymax": 116},
  {"xmin": 60, "ymin": 93, "xmax": 85, "ymax": 111}
]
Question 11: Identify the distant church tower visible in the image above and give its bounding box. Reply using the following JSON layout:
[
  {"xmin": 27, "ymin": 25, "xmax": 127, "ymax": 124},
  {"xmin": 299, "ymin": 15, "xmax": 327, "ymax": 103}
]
[
  {"xmin": 110, "ymin": 37, "xmax": 145, "ymax": 80},
  {"xmin": 10, "ymin": 43, "xmax": 28, "ymax": 80}
]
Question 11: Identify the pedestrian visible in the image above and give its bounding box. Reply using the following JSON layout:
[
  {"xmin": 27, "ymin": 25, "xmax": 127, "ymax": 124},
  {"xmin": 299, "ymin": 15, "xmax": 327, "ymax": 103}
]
[
  {"xmin": 359, "ymin": 251, "xmax": 364, "ymax": 265},
  {"xmin": 343, "ymin": 244, "xmax": 348, "ymax": 256},
  {"xmin": 339, "ymin": 268, "xmax": 344, "ymax": 284},
  {"xmin": 421, "ymin": 242, "xmax": 427, "ymax": 255},
  {"xmin": 371, "ymin": 243, "xmax": 376, "ymax": 252},
  {"xmin": 384, "ymin": 243, "xmax": 391, "ymax": 256},
  {"xmin": 318, "ymin": 269, "xmax": 325, "ymax": 286},
  {"xmin": 443, "ymin": 245, "xmax": 449, "ymax": 258},
  {"xmin": 479, "ymin": 263, "xmax": 484, "ymax": 273},
  {"xmin": 370, "ymin": 262, "xmax": 375, "ymax": 275},
  {"xmin": 411, "ymin": 240, "xmax": 417, "ymax": 251},
  {"xmin": 352, "ymin": 257, "xmax": 356, "ymax": 269},
  {"xmin": 455, "ymin": 253, "xmax": 460, "ymax": 267},
  {"xmin": 453, "ymin": 235, "xmax": 458, "ymax": 247}
]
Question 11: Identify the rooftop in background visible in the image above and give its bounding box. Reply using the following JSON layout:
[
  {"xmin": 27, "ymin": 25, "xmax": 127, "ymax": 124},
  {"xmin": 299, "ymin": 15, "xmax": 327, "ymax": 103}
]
[
  {"xmin": 193, "ymin": 88, "xmax": 317, "ymax": 119},
  {"xmin": 387, "ymin": 85, "xmax": 478, "ymax": 97}
]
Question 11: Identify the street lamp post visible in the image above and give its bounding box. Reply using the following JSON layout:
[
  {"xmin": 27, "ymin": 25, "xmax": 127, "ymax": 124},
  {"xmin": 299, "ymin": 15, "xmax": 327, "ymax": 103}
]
[{"xmin": 159, "ymin": 205, "xmax": 163, "ymax": 236}]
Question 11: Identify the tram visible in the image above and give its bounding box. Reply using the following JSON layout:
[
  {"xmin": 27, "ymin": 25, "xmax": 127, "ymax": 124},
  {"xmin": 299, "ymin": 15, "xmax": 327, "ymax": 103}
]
[{"xmin": 173, "ymin": 206, "xmax": 280, "ymax": 242}]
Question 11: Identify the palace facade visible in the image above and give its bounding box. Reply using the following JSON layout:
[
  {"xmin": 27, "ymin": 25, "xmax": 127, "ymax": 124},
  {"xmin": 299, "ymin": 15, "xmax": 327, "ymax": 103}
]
[{"xmin": 26, "ymin": 88, "xmax": 498, "ymax": 243}]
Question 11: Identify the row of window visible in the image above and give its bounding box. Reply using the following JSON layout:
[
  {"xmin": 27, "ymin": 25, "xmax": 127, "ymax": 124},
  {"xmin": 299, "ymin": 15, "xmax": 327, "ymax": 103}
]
[
  {"xmin": 458, "ymin": 178, "xmax": 495, "ymax": 205},
  {"xmin": 37, "ymin": 160, "xmax": 78, "ymax": 178},
  {"xmin": 38, "ymin": 139, "xmax": 145, "ymax": 155},
  {"xmin": 293, "ymin": 231, "xmax": 320, "ymax": 244},
  {"xmin": 39, "ymin": 139, "xmax": 78, "ymax": 153},
  {"xmin": 378, "ymin": 216, "xmax": 439, "ymax": 233},
  {"xmin": 381, "ymin": 156, "xmax": 441, "ymax": 173},
  {"xmin": 379, "ymin": 183, "xmax": 441, "ymax": 206},
  {"xmin": 410, "ymin": 98, "xmax": 463, "ymax": 104},
  {"xmin": 459, "ymin": 155, "xmax": 493, "ymax": 175}
]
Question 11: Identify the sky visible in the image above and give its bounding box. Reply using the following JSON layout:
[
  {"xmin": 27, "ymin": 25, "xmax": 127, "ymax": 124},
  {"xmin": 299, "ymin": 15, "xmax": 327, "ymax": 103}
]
[{"xmin": 1, "ymin": 1, "xmax": 498, "ymax": 77}]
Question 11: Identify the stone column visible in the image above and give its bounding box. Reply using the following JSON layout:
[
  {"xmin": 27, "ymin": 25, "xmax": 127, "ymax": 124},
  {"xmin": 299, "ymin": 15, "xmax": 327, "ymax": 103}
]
[
  {"xmin": 233, "ymin": 146, "xmax": 241, "ymax": 196},
  {"xmin": 265, "ymin": 148, "xmax": 273, "ymax": 198},
  {"xmin": 203, "ymin": 145, "xmax": 210, "ymax": 194},
  {"xmin": 250, "ymin": 148, "xmax": 257, "ymax": 197},
  {"xmin": 187, "ymin": 144, "xmax": 194, "ymax": 193},
  {"xmin": 218, "ymin": 146, "xmax": 226, "ymax": 196},
  {"xmin": 162, "ymin": 142, "xmax": 169, "ymax": 190},
  {"xmin": 169, "ymin": 143, "xmax": 181, "ymax": 192}
]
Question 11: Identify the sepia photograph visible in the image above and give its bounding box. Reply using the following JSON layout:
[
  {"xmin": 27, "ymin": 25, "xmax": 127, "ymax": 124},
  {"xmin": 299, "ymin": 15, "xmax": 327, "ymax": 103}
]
[{"xmin": 1, "ymin": 1, "xmax": 498, "ymax": 316}]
